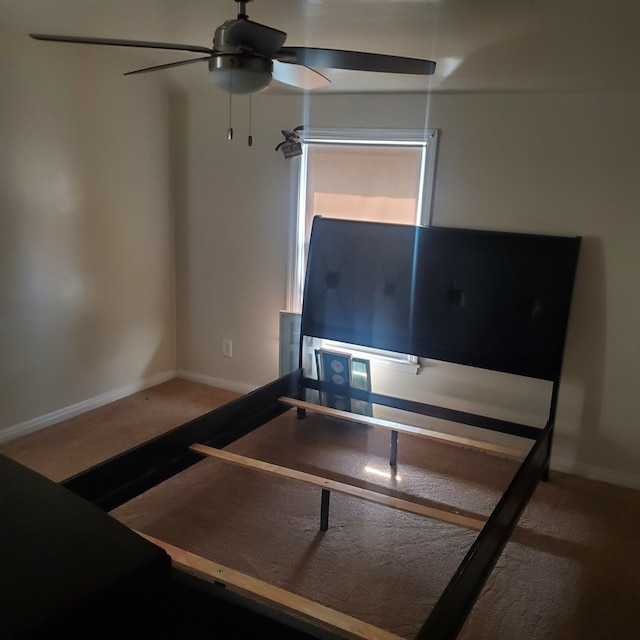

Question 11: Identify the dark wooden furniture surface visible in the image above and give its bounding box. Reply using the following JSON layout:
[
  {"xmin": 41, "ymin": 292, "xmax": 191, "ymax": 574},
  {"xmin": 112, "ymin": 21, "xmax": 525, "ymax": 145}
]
[{"xmin": 1, "ymin": 455, "xmax": 172, "ymax": 639}]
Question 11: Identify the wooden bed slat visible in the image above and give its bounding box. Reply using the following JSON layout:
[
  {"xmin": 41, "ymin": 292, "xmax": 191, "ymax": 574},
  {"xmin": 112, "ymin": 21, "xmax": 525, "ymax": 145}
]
[
  {"xmin": 189, "ymin": 443, "xmax": 485, "ymax": 530},
  {"xmin": 279, "ymin": 397, "xmax": 529, "ymax": 461},
  {"xmin": 138, "ymin": 533, "xmax": 405, "ymax": 640}
]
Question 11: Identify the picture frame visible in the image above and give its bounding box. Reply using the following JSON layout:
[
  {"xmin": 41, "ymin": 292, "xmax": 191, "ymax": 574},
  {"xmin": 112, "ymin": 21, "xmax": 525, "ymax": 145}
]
[{"xmin": 315, "ymin": 349, "xmax": 372, "ymax": 416}]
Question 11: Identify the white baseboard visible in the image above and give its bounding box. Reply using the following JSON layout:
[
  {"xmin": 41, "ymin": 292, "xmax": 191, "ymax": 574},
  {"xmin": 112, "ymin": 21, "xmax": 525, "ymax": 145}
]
[
  {"xmin": 0, "ymin": 370, "xmax": 176, "ymax": 445},
  {"xmin": 551, "ymin": 455, "xmax": 640, "ymax": 491},
  {"xmin": 176, "ymin": 369, "xmax": 257, "ymax": 396}
]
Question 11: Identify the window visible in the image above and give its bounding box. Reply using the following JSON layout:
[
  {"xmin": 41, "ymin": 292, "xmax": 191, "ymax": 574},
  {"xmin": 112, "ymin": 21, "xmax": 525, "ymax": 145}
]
[{"xmin": 285, "ymin": 127, "xmax": 439, "ymax": 372}]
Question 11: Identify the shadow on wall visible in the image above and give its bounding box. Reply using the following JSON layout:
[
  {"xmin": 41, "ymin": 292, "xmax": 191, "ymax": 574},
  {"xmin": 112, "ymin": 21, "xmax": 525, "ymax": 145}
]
[{"xmin": 555, "ymin": 236, "xmax": 639, "ymax": 480}]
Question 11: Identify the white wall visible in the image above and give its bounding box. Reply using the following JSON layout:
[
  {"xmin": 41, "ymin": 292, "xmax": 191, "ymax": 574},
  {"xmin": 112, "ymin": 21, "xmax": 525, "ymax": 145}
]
[
  {"xmin": 177, "ymin": 90, "xmax": 640, "ymax": 488},
  {"xmin": 0, "ymin": 29, "xmax": 176, "ymax": 436},
  {"xmin": 174, "ymin": 92, "xmax": 295, "ymax": 391}
]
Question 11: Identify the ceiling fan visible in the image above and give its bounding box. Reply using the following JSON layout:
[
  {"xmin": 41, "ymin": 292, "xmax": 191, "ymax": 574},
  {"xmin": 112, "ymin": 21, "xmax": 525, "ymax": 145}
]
[{"xmin": 29, "ymin": 0, "xmax": 436, "ymax": 95}]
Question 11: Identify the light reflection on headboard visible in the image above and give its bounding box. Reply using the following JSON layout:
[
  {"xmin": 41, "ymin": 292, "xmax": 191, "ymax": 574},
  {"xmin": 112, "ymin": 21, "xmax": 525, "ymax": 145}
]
[{"xmin": 300, "ymin": 217, "xmax": 581, "ymax": 382}]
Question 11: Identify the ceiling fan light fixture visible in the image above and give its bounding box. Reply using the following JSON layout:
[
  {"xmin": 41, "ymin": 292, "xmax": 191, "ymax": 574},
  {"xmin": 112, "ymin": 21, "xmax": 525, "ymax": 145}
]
[{"xmin": 209, "ymin": 54, "xmax": 272, "ymax": 94}]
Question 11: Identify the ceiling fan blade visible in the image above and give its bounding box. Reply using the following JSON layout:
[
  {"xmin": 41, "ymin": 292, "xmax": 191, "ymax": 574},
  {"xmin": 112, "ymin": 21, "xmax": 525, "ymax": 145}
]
[
  {"xmin": 29, "ymin": 33, "xmax": 214, "ymax": 55},
  {"xmin": 222, "ymin": 19, "xmax": 287, "ymax": 55},
  {"xmin": 274, "ymin": 47, "xmax": 436, "ymax": 76},
  {"xmin": 272, "ymin": 60, "xmax": 330, "ymax": 90},
  {"xmin": 124, "ymin": 56, "xmax": 212, "ymax": 76}
]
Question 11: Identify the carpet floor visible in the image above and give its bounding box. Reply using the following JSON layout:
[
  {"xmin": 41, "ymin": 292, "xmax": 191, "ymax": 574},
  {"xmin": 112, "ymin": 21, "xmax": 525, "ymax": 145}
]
[{"xmin": 2, "ymin": 378, "xmax": 639, "ymax": 639}]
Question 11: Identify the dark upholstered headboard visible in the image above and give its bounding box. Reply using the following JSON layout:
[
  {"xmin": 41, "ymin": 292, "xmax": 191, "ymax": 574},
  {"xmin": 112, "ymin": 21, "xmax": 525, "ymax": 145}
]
[{"xmin": 300, "ymin": 217, "xmax": 581, "ymax": 382}]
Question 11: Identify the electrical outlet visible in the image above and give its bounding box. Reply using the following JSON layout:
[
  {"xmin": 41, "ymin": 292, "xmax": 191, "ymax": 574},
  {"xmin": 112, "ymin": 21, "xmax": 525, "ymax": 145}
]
[{"xmin": 222, "ymin": 339, "xmax": 233, "ymax": 358}]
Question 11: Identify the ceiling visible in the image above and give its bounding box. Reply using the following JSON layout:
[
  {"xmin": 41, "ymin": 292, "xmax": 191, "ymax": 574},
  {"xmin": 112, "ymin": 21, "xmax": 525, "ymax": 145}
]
[{"xmin": 4, "ymin": 0, "xmax": 640, "ymax": 94}]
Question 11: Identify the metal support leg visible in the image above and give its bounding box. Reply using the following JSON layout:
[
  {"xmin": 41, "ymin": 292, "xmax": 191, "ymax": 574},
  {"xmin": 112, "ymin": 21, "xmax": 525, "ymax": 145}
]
[
  {"xmin": 320, "ymin": 488, "xmax": 330, "ymax": 531},
  {"xmin": 390, "ymin": 430, "xmax": 398, "ymax": 467}
]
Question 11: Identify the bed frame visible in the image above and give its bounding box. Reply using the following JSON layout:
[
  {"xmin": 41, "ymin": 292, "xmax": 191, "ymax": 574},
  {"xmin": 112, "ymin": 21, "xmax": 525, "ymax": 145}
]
[{"xmin": 27, "ymin": 217, "xmax": 581, "ymax": 639}]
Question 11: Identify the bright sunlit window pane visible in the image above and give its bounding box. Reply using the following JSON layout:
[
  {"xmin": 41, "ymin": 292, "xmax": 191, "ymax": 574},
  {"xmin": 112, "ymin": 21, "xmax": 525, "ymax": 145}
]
[{"xmin": 287, "ymin": 128, "xmax": 439, "ymax": 369}]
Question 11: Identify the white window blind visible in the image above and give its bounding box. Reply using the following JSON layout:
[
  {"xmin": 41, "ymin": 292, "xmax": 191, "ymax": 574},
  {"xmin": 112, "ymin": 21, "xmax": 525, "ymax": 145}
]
[{"xmin": 284, "ymin": 128, "xmax": 438, "ymax": 372}]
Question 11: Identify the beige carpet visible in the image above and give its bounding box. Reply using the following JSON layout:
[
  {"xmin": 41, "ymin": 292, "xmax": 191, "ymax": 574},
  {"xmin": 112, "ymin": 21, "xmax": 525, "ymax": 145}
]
[
  {"xmin": 1, "ymin": 378, "xmax": 240, "ymax": 482},
  {"xmin": 3, "ymin": 378, "xmax": 640, "ymax": 639}
]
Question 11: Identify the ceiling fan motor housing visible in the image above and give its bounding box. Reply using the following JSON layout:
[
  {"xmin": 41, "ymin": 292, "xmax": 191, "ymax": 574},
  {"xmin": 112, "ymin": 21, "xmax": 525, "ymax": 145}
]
[
  {"xmin": 214, "ymin": 20, "xmax": 243, "ymax": 53},
  {"xmin": 209, "ymin": 53, "xmax": 273, "ymax": 94},
  {"xmin": 210, "ymin": 18, "xmax": 277, "ymax": 94}
]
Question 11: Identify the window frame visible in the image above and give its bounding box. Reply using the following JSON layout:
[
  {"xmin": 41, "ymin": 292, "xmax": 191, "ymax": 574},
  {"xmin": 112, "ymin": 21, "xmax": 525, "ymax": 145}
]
[{"xmin": 286, "ymin": 127, "xmax": 439, "ymax": 372}]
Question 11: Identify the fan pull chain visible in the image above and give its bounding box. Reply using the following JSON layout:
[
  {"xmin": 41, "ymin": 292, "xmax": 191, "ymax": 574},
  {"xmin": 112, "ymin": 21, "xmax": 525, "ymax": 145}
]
[
  {"xmin": 248, "ymin": 95, "xmax": 253, "ymax": 146},
  {"xmin": 227, "ymin": 66, "xmax": 233, "ymax": 141}
]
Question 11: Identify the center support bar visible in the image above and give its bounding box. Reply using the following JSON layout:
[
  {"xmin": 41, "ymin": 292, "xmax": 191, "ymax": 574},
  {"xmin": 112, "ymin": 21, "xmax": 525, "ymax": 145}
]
[
  {"xmin": 279, "ymin": 397, "xmax": 529, "ymax": 461},
  {"xmin": 301, "ymin": 377, "xmax": 543, "ymax": 441},
  {"xmin": 189, "ymin": 443, "xmax": 485, "ymax": 531}
]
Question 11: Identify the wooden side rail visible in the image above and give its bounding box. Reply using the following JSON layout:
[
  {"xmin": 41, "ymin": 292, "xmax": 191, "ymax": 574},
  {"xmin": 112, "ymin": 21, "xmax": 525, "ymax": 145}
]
[
  {"xmin": 189, "ymin": 443, "xmax": 484, "ymax": 531},
  {"xmin": 139, "ymin": 533, "xmax": 404, "ymax": 640},
  {"xmin": 279, "ymin": 397, "xmax": 529, "ymax": 463}
]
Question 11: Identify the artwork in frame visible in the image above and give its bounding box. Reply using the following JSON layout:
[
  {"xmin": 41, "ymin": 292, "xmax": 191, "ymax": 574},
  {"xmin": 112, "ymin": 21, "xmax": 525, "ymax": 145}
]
[
  {"xmin": 350, "ymin": 357, "xmax": 373, "ymax": 417},
  {"xmin": 315, "ymin": 349, "xmax": 372, "ymax": 416}
]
